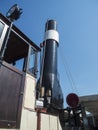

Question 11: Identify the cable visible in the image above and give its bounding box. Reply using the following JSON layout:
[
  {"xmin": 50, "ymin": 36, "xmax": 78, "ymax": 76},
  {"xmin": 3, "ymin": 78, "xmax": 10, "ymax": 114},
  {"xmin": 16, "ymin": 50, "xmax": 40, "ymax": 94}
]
[{"xmin": 59, "ymin": 45, "xmax": 79, "ymax": 95}]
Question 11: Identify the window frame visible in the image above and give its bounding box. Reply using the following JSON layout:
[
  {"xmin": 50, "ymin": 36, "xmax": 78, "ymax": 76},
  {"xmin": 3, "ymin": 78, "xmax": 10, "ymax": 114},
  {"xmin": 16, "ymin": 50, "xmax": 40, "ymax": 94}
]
[
  {"xmin": 26, "ymin": 45, "xmax": 38, "ymax": 77},
  {"xmin": 0, "ymin": 20, "xmax": 8, "ymax": 51},
  {"xmin": 0, "ymin": 21, "xmax": 4, "ymax": 37}
]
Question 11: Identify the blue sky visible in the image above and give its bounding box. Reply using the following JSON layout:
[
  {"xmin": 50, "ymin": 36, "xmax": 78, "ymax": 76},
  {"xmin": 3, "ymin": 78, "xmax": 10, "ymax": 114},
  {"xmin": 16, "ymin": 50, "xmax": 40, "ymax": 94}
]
[{"xmin": 1, "ymin": 0, "xmax": 98, "ymax": 106}]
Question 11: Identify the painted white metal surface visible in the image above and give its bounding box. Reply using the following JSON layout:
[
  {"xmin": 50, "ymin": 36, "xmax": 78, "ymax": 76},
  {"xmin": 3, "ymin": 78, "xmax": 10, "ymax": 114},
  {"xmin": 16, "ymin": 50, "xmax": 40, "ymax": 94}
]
[
  {"xmin": 0, "ymin": 129, "xmax": 19, "ymax": 130},
  {"xmin": 20, "ymin": 73, "xmax": 62, "ymax": 130},
  {"xmin": 44, "ymin": 30, "xmax": 59, "ymax": 43},
  {"xmin": 41, "ymin": 113, "xmax": 62, "ymax": 130},
  {"xmin": 23, "ymin": 73, "xmax": 36, "ymax": 110},
  {"xmin": 20, "ymin": 109, "xmax": 62, "ymax": 130},
  {"xmin": 20, "ymin": 109, "xmax": 37, "ymax": 130}
]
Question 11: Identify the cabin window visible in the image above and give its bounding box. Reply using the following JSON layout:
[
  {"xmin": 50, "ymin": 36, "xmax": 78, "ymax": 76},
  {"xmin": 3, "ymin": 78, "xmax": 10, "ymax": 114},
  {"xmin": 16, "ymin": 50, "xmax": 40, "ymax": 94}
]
[
  {"xmin": 3, "ymin": 41, "xmax": 28, "ymax": 72},
  {"xmin": 1, "ymin": 27, "xmax": 38, "ymax": 77},
  {"xmin": 3, "ymin": 31, "xmax": 29, "ymax": 72},
  {"xmin": 28, "ymin": 47, "xmax": 35, "ymax": 72},
  {"xmin": 0, "ymin": 20, "xmax": 8, "ymax": 51},
  {"xmin": 27, "ymin": 47, "xmax": 38, "ymax": 77},
  {"xmin": 0, "ymin": 21, "xmax": 4, "ymax": 38},
  {"xmin": 13, "ymin": 58, "xmax": 25, "ymax": 71}
]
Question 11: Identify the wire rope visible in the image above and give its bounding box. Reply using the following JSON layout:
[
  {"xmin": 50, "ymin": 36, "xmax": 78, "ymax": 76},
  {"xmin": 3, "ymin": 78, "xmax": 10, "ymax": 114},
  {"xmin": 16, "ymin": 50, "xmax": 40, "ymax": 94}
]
[{"xmin": 59, "ymin": 45, "xmax": 79, "ymax": 95}]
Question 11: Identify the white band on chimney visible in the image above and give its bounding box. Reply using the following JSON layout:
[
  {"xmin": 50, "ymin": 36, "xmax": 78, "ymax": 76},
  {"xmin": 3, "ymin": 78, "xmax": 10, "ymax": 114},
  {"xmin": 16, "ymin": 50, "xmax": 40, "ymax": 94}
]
[{"xmin": 44, "ymin": 30, "xmax": 59, "ymax": 43}]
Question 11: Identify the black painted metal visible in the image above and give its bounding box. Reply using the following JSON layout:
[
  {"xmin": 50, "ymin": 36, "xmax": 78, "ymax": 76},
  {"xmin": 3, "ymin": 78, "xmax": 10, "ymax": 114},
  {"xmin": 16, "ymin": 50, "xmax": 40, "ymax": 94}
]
[
  {"xmin": 42, "ymin": 20, "xmax": 63, "ymax": 108},
  {"xmin": 45, "ymin": 20, "xmax": 57, "ymax": 31}
]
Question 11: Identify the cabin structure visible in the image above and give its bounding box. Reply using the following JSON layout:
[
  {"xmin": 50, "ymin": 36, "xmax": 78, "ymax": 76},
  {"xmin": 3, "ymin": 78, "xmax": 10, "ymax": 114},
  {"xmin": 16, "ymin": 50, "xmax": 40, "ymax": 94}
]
[{"xmin": 0, "ymin": 13, "xmax": 41, "ymax": 129}]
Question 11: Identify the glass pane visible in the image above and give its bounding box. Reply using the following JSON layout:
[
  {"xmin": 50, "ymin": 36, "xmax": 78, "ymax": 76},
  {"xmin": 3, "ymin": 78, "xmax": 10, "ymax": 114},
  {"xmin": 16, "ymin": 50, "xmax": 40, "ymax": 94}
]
[
  {"xmin": 28, "ymin": 48, "xmax": 35, "ymax": 74},
  {"xmin": 13, "ymin": 58, "xmax": 24, "ymax": 71},
  {"xmin": 0, "ymin": 21, "xmax": 4, "ymax": 37}
]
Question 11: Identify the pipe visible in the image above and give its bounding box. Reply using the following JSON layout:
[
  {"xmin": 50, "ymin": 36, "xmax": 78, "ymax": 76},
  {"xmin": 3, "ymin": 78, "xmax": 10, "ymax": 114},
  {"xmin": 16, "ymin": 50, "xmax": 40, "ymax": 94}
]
[
  {"xmin": 37, "ymin": 109, "xmax": 41, "ymax": 130},
  {"xmin": 41, "ymin": 20, "xmax": 63, "ymax": 108}
]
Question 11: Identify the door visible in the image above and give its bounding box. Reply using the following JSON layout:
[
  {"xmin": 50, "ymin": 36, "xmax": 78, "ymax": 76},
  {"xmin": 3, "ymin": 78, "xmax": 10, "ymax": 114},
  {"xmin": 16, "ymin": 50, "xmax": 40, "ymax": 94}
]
[{"xmin": 0, "ymin": 62, "xmax": 24, "ymax": 128}]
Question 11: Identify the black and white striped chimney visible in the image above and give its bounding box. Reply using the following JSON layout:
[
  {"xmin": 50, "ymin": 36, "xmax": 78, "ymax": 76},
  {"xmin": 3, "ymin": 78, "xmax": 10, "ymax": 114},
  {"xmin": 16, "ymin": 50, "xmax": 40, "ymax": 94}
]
[
  {"xmin": 44, "ymin": 20, "xmax": 59, "ymax": 75},
  {"xmin": 41, "ymin": 20, "xmax": 63, "ymax": 108}
]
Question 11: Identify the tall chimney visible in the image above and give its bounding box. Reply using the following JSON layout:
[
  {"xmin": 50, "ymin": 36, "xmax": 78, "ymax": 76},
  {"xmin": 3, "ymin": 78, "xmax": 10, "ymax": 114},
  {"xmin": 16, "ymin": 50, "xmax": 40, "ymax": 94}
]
[{"xmin": 40, "ymin": 20, "xmax": 63, "ymax": 108}]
